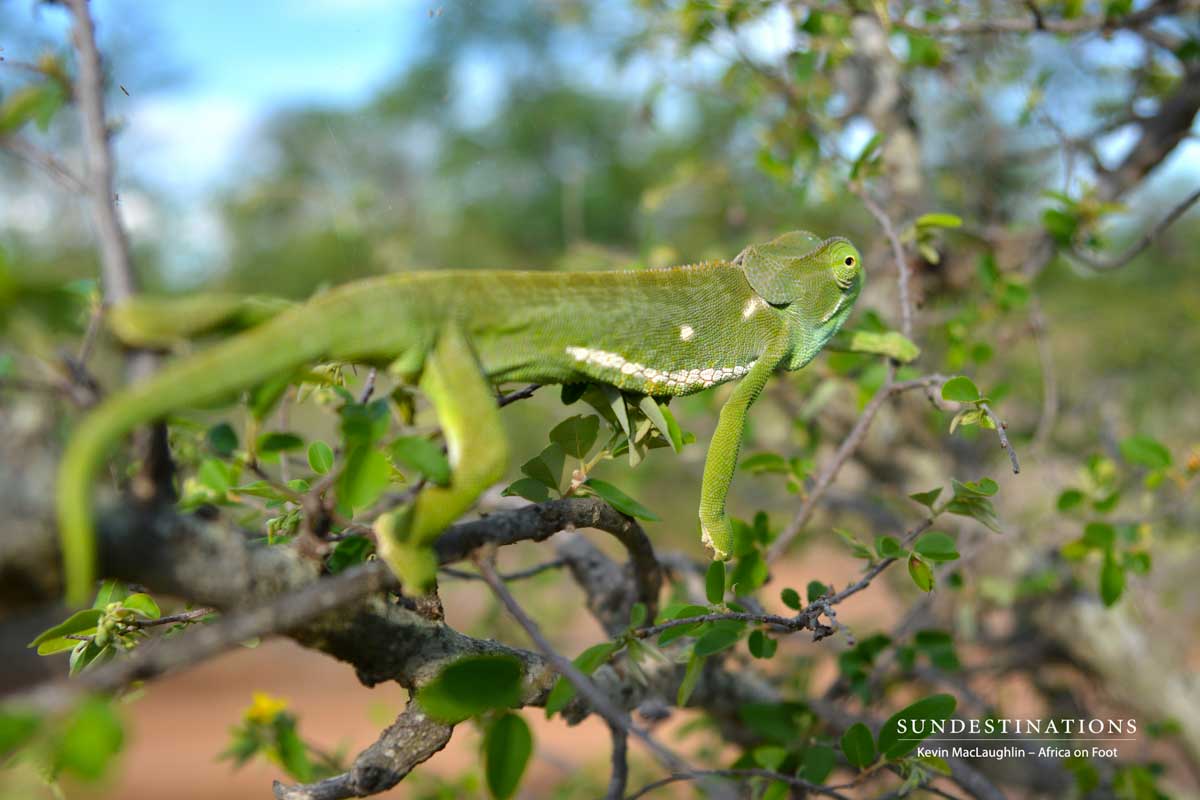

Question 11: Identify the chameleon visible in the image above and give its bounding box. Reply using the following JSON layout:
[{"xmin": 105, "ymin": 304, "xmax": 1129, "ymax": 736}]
[{"xmin": 56, "ymin": 230, "xmax": 864, "ymax": 605}]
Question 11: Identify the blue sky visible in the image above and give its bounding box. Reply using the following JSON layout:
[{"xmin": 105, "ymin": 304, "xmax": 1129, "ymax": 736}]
[{"xmin": 4, "ymin": 0, "xmax": 428, "ymax": 195}]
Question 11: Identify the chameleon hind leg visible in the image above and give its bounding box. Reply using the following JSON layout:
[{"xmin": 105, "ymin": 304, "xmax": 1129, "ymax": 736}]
[
  {"xmin": 376, "ymin": 324, "xmax": 508, "ymax": 592},
  {"xmin": 698, "ymin": 334, "xmax": 790, "ymax": 560}
]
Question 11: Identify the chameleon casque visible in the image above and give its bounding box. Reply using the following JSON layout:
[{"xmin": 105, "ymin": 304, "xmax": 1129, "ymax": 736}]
[{"xmin": 56, "ymin": 230, "xmax": 863, "ymax": 605}]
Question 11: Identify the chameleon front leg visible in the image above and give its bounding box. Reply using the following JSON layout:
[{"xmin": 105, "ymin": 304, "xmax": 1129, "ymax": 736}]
[
  {"xmin": 375, "ymin": 324, "xmax": 509, "ymax": 592},
  {"xmin": 698, "ymin": 335, "xmax": 790, "ymax": 560}
]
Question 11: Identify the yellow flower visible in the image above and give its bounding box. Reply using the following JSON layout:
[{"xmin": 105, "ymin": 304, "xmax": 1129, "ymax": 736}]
[{"xmin": 244, "ymin": 692, "xmax": 289, "ymax": 725}]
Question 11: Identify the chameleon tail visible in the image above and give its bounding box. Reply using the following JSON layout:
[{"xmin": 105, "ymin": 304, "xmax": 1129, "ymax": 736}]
[{"xmin": 56, "ymin": 310, "xmax": 334, "ymax": 605}]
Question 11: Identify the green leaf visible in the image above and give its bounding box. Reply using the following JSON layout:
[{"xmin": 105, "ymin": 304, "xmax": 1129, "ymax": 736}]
[
  {"xmin": 544, "ymin": 642, "xmax": 618, "ymax": 716},
  {"xmin": 748, "ymin": 630, "xmax": 777, "ymax": 659},
  {"xmin": 753, "ymin": 745, "xmax": 788, "ymax": 770},
  {"xmin": 1119, "ymin": 436, "xmax": 1172, "ymax": 470},
  {"xmin": 705, "ymin": 561, "xmax": 725, "ymax": 604},
  {"xmin": 875, "ymin": 535, "xmax": 904, "ymax": 559},
  {"xmin": 835, "ymin": 528, "xmax": 873, "ymax": 560},
  {"xmin": 657, "ymin": 605, "xmax": 710, "ymax": 646},
  {"xmin": 629, "ymin": 602, "xmax": 647, "ymax": 628},
  {"xmin": 55, "ymin": 698, "xmax": 124, "ymax": 781},
  {"xmin": 801, "ymin": 744, "xmax": 835, "ymax": 783},
  {"xmin": 1100, "ymin": 551, "xmax": 1125, "ymax": 607},
  {"xmin": 390, "ymin": 436, "xmax": 451, "ymax": 486},
  {"xmin": 913, "ymin": 532, "xmax": 960, "ymax": 562},
  {"xmin": 909, "ymin": 487, "xmax": 943, "ymax": 509},
  {"xmin": 417, "ymin": 655, "xmax": 524, "ymax": 724},
  {"xmin": 954, "ymin": 477, "xmax": 999, "ymax": 496},
  {"xmin": 28, "ymin": 609, "xmax": 103, "ymax": 651},
  {"xmin": 197, "ymin": 458, "xmax": 235, "ymax": 494},
  {"xmin": 908, "ymin": 554, "xmax": 934, "ymax": 592},
  {"xmin": 273, "ymin": 715, "xmax": 313, "ymax": 782},
  {"xmin": 947, "ymin": 481, "xmax": 1002, "ymax": 532},
  {"xmin": 520, "ymin": 444, "xmax": 565, "ymax": 491},
  {"xmin": 549, "ymin": 415, "xmax": 600, "ymax": 458},
  {"xmin": 207, "ymin": 423, "xmax": 239, "ymax": 457},
  {"xmin": 257, "ymin": 432, "xmax": 304, "ymax": 454},
  {"xmin": 122, "ymin": 593, "xmax": 161, "ymax": 619},
  {"xmin": 877, "ymin": 694, "xmax": 956, "ymax": 759},
  {"xmin": 69, "ymin": 640, "xmax": 114, "ymax": 675},
  {"xmin": 806, "ymin": 581, "xmax": 829, "ymax": 602},
  {"xmin": 638, "ymin": 396, "xmax": 680, "ymax": 453},
  {"xmin": 307, "ymin": 441, "xmax": 334, "ymax": 474},
  {"xmin": 915, "ymin": 212, "xmax": 963, "ymax": 229},
  {"xmin": 501, "ymin": 477, "xmax": 552, "ymax": 503},
  {"xmin": 326, "ymin": 535, "xmax": 374, "ymax": 573},
  {"xmin": 1082, "ymin": 522, "xmax": 1116, "ymax": 550},
  {"xmin": 92, "ymin": 579, "xmax": 128, "ymax": 609},
  {"xmin": 941, "ymin": 376, "xmax": 981, "ymax": 403},
  {"xmin": 1056, "ymin": 488, "xmax": 1085, "ymax": 511},
  {"xmin": 336, "ymin": 446, "xmax": 392, "ymax": 511},
  {"xmin": 584, "ymin": 478, "xmax": 659, "ymax": 521},
  {"xmin": 850, "ymin": 133, "xmax": 882, "ymax": 180},
  {"xmin": 693, "ymin": 626, "xmax": 741, "ymax": 657},
  {"xmin": 0, "ymin": 710, "xmax": 41, "ymax": 756},
  {"xmin": 780, "ymin": 587, "xmax": 802, "ymax": 610},
  {"xmin": 484, "ymin": 712, "xmax": 533, "ymax": 800},
  {"xmin": 677, "ymin": 652, "xmax": 704, "ymax": 707},
  {"xmin": 339, "ymin": 398, "xmax": 391, "ymax": 447},
  {"xmin": 840, "ymin": 722, "xmax": 876, "ymax": 768}
]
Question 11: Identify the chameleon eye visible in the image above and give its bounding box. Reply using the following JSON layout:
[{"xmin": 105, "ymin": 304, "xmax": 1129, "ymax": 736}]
[{"xmin": 844, "ymin": 256, "xmax": 855, "ymax": 266}]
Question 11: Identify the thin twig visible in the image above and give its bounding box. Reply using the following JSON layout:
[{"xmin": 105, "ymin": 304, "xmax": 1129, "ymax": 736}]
[
  {"xmin": 854, "ymin": 187, "xmax": 915, "ymax": 338},
  {"xmin": 0, "ymin": 135, "xmax": 87, "ymax": 192},
  {"xmin": 497, "ymin": 383, "xmax": 540, "ymax": 407},
  {"xmin": 605, "ymin": 727, "xmax": 628, "ymax": 800},
  {"xmin": 132, "ymin": 607, "xmax": 215, "ymax": 628},
  {"xmin": 439, "ymin": 558, "xmax": 567, "ymax": 583},
  {"xmin": 357, "ymin": 367, "xmax": 377, "ymax": 404},
  {"xmin": 766, "ymin": 374, "xmax": 945, "ymax": 562},
  {"xmin": 1070, "ymin": 186, "xmax": 1200, "ymax": 271},
  {"xmin": 1028, "ymin": 298, "xmax": 1059, "ymax": 449},
  {"xmin": 979, "ymin": 402, "xmax": 1021, "ymax": 474},
  {"xmin": 473, "ymin": 553, "xmax": 689, "ymax": 775}
]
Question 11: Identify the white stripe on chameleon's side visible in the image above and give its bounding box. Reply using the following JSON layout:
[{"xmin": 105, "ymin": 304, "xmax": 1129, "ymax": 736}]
[
  {"xmin": 566, "ymin": 346, "xmax": 755, "ymax": 391},
  {"xmin": 679, "ymin": 324, "xmax": 695, "ymax": 341}
]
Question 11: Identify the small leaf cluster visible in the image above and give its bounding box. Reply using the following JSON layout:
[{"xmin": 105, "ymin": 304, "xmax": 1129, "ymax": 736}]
[
  {"xmin": 26, "ymin": 579, "xmax": 191, "ymax": 675},
  {"xmin": 504, "ymin": 383, "xmax": 693, "ymax": 519},
  {"xmin": 221, "ymin": 692, "xmax": 345, "ymax": 784},
  {"xmin": 1057, "ymin": 435, "xmax": 1187, "ymax": 606},
  {"xmin": 0, "ymin": 696, "xmax": 124, "ymax": 786}
]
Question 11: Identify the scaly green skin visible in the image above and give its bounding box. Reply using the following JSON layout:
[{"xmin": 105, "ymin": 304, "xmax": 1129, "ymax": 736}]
[{"xmin": 57, "ymin": 231, "xmax": 863, "ymax": 604}]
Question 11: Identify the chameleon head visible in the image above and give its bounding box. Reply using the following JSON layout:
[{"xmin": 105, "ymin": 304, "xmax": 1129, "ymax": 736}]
[{"xmin": 738, "ymin": 230, "xmax": 864, "ymax": 370}]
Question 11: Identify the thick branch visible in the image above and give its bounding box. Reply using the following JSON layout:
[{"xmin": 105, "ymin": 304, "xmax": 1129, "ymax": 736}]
[{"xmin": 273, "ymin": 702, "xmax": 453, "ymax": 800}]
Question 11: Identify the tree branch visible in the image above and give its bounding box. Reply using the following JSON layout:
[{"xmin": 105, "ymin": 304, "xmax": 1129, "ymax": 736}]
[
  {"xmin": 273, "ymin": 702, "xmax": 453, "ymax": 800},
  {"xmin": 767, "ymin": 374, "xmax": 946, "ymax": 562},
  {"xmin": 64, "ymin": 0, "xmax": 138, "ymax": 306},
  {"xmin": 1069, "ymin": 186, "xmax": 1200, "ymax": 271}
]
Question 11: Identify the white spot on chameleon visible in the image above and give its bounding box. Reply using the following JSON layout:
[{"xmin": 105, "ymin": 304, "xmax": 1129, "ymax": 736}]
[
  {"xmin": 742, "ymin": 296, "xmax": 767, "ymax": 319},
  {"xmin": 679, "ymin": 324, "xmax": 695, "ymax": 341}
]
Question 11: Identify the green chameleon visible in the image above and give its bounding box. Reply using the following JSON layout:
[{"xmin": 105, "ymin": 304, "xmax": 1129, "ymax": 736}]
[{"xmin": 57, "ymin": 230, "xmax": 863, "ymax": 605}]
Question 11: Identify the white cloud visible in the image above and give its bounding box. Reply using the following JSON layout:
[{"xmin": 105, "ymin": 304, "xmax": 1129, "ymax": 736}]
[{"xmin": 118, "ymin": 95, "xmax": 258, "ymax": 196}]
